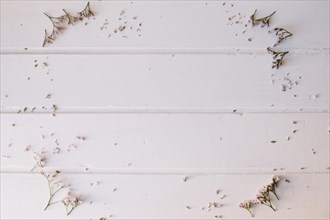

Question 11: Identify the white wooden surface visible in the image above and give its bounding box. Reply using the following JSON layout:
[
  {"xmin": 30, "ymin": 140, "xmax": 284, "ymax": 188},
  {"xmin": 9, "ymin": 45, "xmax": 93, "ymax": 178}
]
[{"xmin": 1, "ymin": 0, "xmax": 329, "ymax": 219}]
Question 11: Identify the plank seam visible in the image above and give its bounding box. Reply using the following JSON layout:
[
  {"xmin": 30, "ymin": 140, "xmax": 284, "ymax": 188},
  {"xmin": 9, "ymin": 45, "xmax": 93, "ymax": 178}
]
[{"xmin": 1, "ymin": 48, "xmax": 329, "ymax": 55}]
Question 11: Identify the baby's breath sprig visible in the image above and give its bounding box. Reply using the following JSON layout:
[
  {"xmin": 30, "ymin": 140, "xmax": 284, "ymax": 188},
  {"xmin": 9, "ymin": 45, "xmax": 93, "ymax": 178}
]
[
  {"xmin": 42, "ymin": 30, "xmax": 55, "ymax": 47},
  {"xmin": 255, "ymin": 175, "xmax": 281, "ymax": 211},
  {"xmin": 78, "ymin": 2, "xmax": 94, "ymax": 19},
  {"xmin": 44, "ymin": 13, "xmax": 66, "ymax": 32},
  {"xmin": 62, "ymin": 9, "xmax": 80, "ymax": 25},
  {"xmin": 62, "ymin": 192, "xmax": 83, "ymax": 215},
  {"xmin": 239, "ymin": 176, "xmax": 281, "ymax": 217},
  {"xmin": 249, "ymin": 9, "xmax": 293, "ymax": 69},
  {"xmin": 267, "ymin": 47, "xmax": 289, "ymax": 69},
  {"xmin": 256, "ymin": 186, "xmax": 276, "ymax": 211},
  {"xmin": 267, "ymin": 175, "xmax": 280, "ymax": 200},
  {"xmin": 239, "ymin": 200, "xmax": 259, "ymax": 217},
  {"xmin": 272, "ymin": 28, "xmax": 293, "ymax": 47},
  {"xmin": 42, "ymin": 2, "xmax": 94, "ymax": 47},
  {"xmin": 31, "ymin": 151, "xmax": 47, "ymax": 171},
  {"xmin": 41, "ymin": 170, "xmax": 69, "ymax": 211},
  {"xmin": 250, "ymin": 9, "xmax": 276, "ymax": 27},
  {"xmin": 42, "ymin": 13, "xmax": 66, "ymax": 47}
]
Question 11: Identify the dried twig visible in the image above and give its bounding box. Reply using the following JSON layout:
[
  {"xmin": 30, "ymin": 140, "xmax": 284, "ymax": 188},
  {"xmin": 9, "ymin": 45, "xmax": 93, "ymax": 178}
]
[
  {"xmin": 42, "ymin": 2, "xmax": 94, "ymax": 47},
  {"xmin": 272, "ymin": 28, "xmax": 293, "ymax": 46},
  {"xmin": 41, "ymin": 170, "xmax": 69, "ymax": 211},
  {"xmin": 250, "ymin": 9, "xmax": 276, "ymax": 27},
  {"xmin": 267, "ymin": 47, "xmax": 289, "ymax": 69}
]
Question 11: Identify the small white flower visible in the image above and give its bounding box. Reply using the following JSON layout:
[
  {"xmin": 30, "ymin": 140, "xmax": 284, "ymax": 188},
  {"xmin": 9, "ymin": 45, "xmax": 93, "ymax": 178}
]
[{"xmin": 33, "ymin": 151, "xmax": 47, "ymax": 169}]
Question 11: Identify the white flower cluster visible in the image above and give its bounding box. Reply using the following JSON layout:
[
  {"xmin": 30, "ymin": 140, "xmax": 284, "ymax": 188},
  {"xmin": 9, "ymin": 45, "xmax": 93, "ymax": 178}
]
[{"xmin": 62, "ymin": 192, "xmax": 83, "ymax": 216}]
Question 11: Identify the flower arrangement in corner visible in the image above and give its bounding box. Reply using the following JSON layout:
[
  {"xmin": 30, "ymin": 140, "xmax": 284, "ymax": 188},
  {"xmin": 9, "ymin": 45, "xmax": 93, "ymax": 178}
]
[
  {"xmin": 42, "ymin": 2, "xmax": 94, "ymax": 47},
  {"xmin": 239, "ymin": 175, "xmax": 281, "ymax": 217},
  {"xmin": 249, "ymin": 10, "xmax": 293, "ymax": 69},
  {"xmin": 31, "ymin": 151, "xmax": 83, "ymax": 215}
]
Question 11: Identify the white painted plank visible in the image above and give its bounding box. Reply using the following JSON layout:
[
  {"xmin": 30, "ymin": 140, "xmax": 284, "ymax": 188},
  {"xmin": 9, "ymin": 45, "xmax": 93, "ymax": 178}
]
[
  {"xmin": 1, "ymin": 113, "xmax": 329, "ymax": 172},
  {"xmin": 1, "ymin": 53, "xmax": 329, "ymax": 112},
  {"xmin": 1, "ymin": 1, "xmax": 329, "ymax": 49},
  {"xmin": 1, "ymin": 173, "xmax": 329, "ymax": 219}
]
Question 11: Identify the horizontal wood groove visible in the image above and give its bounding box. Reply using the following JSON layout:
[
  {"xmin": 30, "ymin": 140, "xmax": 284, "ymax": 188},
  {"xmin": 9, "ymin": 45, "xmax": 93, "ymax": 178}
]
[
  {"xmin": 1, "ymin": 168, "xmax": 329, "ymax": 175},
  {"xmin": 1, "ymin": 108, "xmax": 329, "ymax": 114},
  {"xmin": 1, "ymin": 48, "xmax": 329, "ymax": 55},
  {"xmin": 1, "ymin": 0, "xmax": 329, "ymax": 2}
]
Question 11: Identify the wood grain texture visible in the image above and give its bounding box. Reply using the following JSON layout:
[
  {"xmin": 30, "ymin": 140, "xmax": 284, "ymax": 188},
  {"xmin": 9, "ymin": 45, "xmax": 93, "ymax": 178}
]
[
  {"xmin": 1, "ymin": 113, "xmax": 329, "ymax": 173},
  {"xmin": 1, "ymin": 0, "xmax": 329, "ymax": 219},
  {"xmin": 1, "ymin": 53, "xmax": 329, "ymax": 112},
  {"xmin": 1, "ymin": 1, "xmax": 329, "ymax": 49},
  {"xmin": 1, "ymin": 173, "xmax": 329, "ymax": 219}
]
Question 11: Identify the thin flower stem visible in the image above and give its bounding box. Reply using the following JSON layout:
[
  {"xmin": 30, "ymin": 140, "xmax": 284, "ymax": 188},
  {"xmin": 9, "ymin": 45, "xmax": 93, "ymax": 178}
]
[
  {"xmin": 43, "ymin": 13, "xmax": 52, "ymax": 20},
  {"xmin": 44, "ymin": 198, "xmax": 52, "ymax": 211},
  {"xmin": 247, "ymin": 208, "xmax": 254, "ymax": 217},
  {"xmin": 62, "ymin": 9, "xmax": 78, "ymax": 24},
  {"xmin": 30, "ymin": 164, "xmax": 37, "ymax": 172},
  {"xmin": 264, "ymin": 200, "xmax": 276, "ymax": 211},
  {"xmin": 268, "ymin": 204, "xmax": 276, "ymax": 211},
  {"xmin": 44, "ymin": 189, "xmax": 55, "ymax": 211},
  {"xmin": 44, "ymin": 177, "xmax": 64, "ymax": 210},
  {"xmin": 43, "ymin": 13, "xmax": 57, "ymax": 26},
  {"xmin": 43, "ymin": 13, "xmax": 62, "ymax": 23},
  {"xmin": 272, "ymin": 191, "xmax": 279, "ymax": 200},
  {"xmin": 79, "ymin": 2, "xmax": 94, "ymax": 17},
  {"xmin": 49, "ymin": 200, "xmax": 61, "ymax": 205},
  {"xmin": 255, "ymin": 11, "xmax": 276, "ymax": 23},
  {"xmin": 251, "ymin": 9, "xmax": 276, "ymax": 27},
  {"xmin": 67, "ymin": 207, "xmax": 75, "ymax": 216},
  {"xmin": 47, "ymin": 180, "xmax": 52, "ymax": 196}
]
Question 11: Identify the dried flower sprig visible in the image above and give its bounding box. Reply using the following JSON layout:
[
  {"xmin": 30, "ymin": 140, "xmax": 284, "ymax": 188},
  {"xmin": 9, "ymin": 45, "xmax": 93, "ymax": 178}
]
[
  {"xmin": 250, "ymin": 9, "xmax": 276, "ymax": 27},
  {"xmin": 78, "ymin": 2, "xmax": 94, "ymax": 19},
  {"xmin": 239, "ymin": 176, "xmax": 281, "ymax": 217},
  {"xmin": 268, "ymin": 175, "xmax": 280, "ymax": 200},
  {"xmin": 44, "ymin": 13, "xmax": 66, "ymax": 32},
  {"xmin": 62, "ymin": 192, "xmax": 83, "ymax": 215},
  {"xmin": 31, "ymin": 151, "xmax": 47, "ymax": 171},
  {"xmin": 42, "ymin": 30, "xmax": 55, "ymax": 47},
  {"xmin": 207, "ymin": 202, "xmax": 221, "ymax": 211},
  {"xmin": 42, "ymin": 2, "xmax": 94, "ymax": 47},
  {"xmin": 267, "ymin": 47, "xmax": 289, "ymax": 69},
  {"xmin": 239, "ymin": 200, "xmax": 259, "ymax": 217},
  {"xmin": 255, "ymin": 175, "xmax": 281, "ymax": 211},
  {"xmin": 256, "ymin": 186, "xmax": 276, "ymax": 211},
  {"xmin": 41, "ymin": 170, "xmax": 69, "ymax": 211},
  {"xmin": 272, "ymin": 28, "xmax": 293, "ymax": 46},
  {"xmin": 249, "ymin": 9, "xmax": 293, "ymax": 69},
  {"xmin": 62, "ymin": 9, "xmax": 80, "ymax": 25}
]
